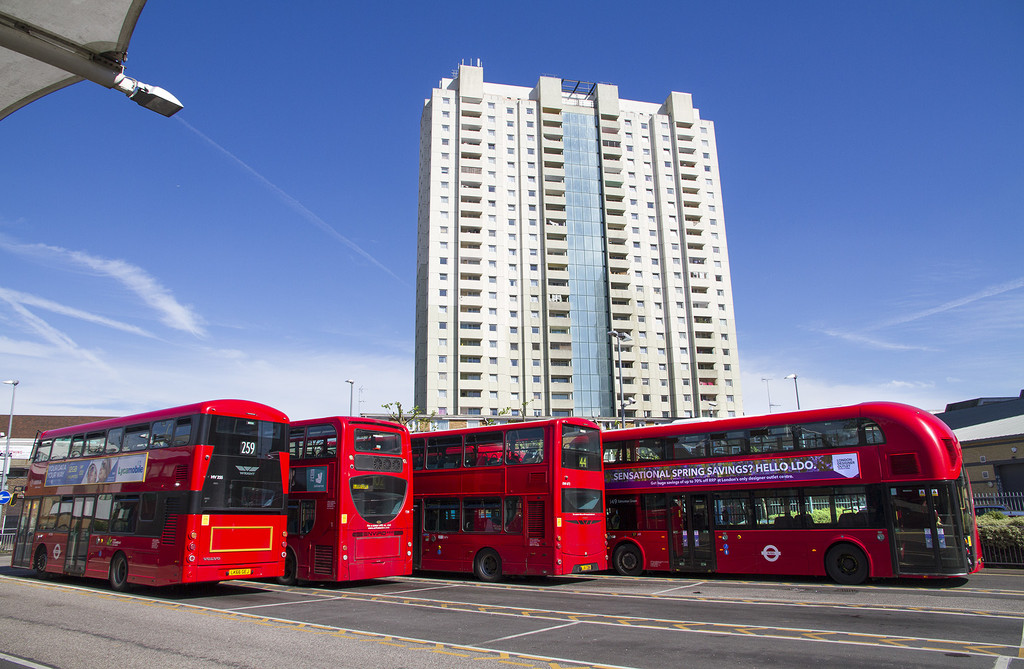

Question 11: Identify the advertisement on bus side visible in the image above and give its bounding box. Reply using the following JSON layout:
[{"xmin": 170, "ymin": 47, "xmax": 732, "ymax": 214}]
[
  {"xmin": 605, "ymin": 452, "xmax": 860, "ymax": 490},
  {"xmin": 44, "ymin": 453, "xmax": 149, "ymax": 486}
]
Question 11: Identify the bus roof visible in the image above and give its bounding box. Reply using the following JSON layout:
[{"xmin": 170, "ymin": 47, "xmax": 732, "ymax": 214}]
[
  {"xmin": 604, "ymin": 402, "xmax": 950, "ymax": 440},
  {"xmin": 37, "ymin": 399, "xmax": 289, "ymax": 439}
]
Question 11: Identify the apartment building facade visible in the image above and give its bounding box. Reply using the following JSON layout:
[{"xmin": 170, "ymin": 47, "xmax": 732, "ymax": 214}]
[{"xmin": 414, "ymin": 64, "xmax": 743, "ymax": 422}]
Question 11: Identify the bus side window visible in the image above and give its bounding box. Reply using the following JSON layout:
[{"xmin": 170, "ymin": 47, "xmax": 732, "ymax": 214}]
[
  {"xmin": 92, "ymin": 494, "xmax": 113, "ymax": 533},
  {"xmin": 106, "ymin": 428, "xmax": 123, "ymax": 453},
  {"xmin": 289, "ymin": 427, "xmax": 305, "ymax": 459},
  {"xmin": 123, "ymin": 426, "xmax": 149, "ymax": 452},
  {"xmin": 69, "ymin": 436, "xmax": 85, "ymax": 459},
  {"xmin": 411, "ymin": 438, "xmax": 425, "ymax": 470},
  {"xmin": 33, "ymin": 440, "xmax": 52, "ymax": 463},
  {"xmin": 504, "ymin": 497, "xmax": 523, "ymax": 533},
  {"xmin": 172, "ymin": 417, "xmax": 193, "ymax": 446},
  {"xmin": 506, "ymin": 427, "xmax": 544, "ymax": 464},
  {"xmin": 37, "ymin": 496, "xmax": 61, "ymax": 531},
  {"xmin": 110, "ymin": 496, "xmax": 141, "ymax": 534},
  {"xmin": 85, "ymin": 432, "xmax": 106, "ymax": 456},
  {"xmin": 150, "ymin": 420, "xmax": 174, "ymax": 449},
  {"xmin": 50, "ymin": 437, "xmax": 71, "ymax": 461}
]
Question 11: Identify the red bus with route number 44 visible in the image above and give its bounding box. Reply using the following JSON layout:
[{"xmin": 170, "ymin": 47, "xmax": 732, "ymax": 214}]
[{"xmin": 602, "ymin": 403, "xmax": 981, "ymax": 584}]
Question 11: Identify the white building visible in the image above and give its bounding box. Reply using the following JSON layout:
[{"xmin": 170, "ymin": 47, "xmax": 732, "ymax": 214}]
[{"xmin": 414, "ymin": 64, "xmax": 743, "ymax": 422}]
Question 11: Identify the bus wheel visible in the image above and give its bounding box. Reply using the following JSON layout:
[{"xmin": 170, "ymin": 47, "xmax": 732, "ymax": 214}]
[
  {"xmin": 109, "ymin": 552, "xmax": 131, "ymax": 592},
  {"xmin": 613, "ymin": 544, "xmax": 643, "ymax": 577},
  {"xmin": 277, "ymin": 550, "xmax": 298, "ymax": 586},
  {"xmin": 825, "ymin": 543, "xmax": 868, "ymax": 585},
  {"xmin": 33, "ymin": 546, "xmax": 49, "ymax": 579},
  {"xmin": 473, "ymin": 548, "xmax": 502, "ymax": 582}
]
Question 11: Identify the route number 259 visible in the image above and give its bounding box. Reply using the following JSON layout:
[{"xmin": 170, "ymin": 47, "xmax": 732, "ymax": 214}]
[{"xmin": 240, "ymin": 441, "xmax": 256, "ymax": 455}]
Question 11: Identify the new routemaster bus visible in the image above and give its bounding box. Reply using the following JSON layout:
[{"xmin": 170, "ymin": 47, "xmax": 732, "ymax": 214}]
[
  {"xmin": 12, "ymin": 400, "xmax": 290, "ymax": 590},
  {"xmin": 411, "ymin": 418, "xmax": 606, "ymax": 582},
  {"xmin": 602, "ymin": 403, "xmax": 981, "ymax": 584},
  {"xmin": 281, "ymin": 417, "xmax": 413, "ymax": 584}
]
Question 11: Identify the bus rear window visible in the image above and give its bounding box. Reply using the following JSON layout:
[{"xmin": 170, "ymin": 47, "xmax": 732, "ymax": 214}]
[
  {"xmin": 355, "ymin": 429, "xmax": 403, "ymax": 455},
  {"xmin": 350, "ymin": 475, "xmax": 407, "ymax": 524}
]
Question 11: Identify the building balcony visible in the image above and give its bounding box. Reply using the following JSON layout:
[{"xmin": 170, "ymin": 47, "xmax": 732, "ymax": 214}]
[{"xmin": 544, "ymin": 192, "xmax": 566, "ymax": 209}]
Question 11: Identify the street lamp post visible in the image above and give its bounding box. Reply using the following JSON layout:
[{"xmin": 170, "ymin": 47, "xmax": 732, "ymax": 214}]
[
  {"xmin": 784, "ymin": 373, "xmax": 801, "ymax": 410},
  {"xmin": 346, "ymin": 379, "xmax": 355, "ymax": 416},
  {"xmin": 608, "ymin": 330, "xmax": 631, "ymax": 426},
  {"xmin": 2, "ymin": 380, "xmax": 18, "ymax": 532}
]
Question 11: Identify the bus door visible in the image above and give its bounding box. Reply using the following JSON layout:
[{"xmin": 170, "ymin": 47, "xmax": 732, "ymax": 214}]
[
  {"xmin": 669, "ymin": 493, "xmax": 714, "ymax": 572},
  {"xmin": 412, "ymin": 499, "xmax": 422, "ymax": 570},
  {"xmin": 12, "ymin": 498, "xmax": 40, "ymax": 568},
  {"xmin": 889, "ymin": 484, "xmax": 966, "ymax": 574},
  {"xmin": 65, "ymin": 496, "xmax": 95, "ymax": 576}
]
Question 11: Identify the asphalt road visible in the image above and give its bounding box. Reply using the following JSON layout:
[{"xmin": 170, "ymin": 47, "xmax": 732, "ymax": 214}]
[{"xmin": 1, "ymin": 558, "xmax": 1021, "ymax": 668}]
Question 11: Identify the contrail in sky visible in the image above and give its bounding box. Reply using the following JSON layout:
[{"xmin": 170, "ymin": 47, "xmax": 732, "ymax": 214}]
[
  {"xmin": 177, "ymin": 118, "xmax": 406, "ymax": 285},
  {"xmin": 863, "ymin": 276, "xmax": 1024, "ymax": 332}
]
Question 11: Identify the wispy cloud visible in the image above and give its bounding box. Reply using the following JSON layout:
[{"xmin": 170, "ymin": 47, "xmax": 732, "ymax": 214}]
[
  {"xmin": 0, "ymin": 236, "xmax": 205, "ymax": 336},
  {"xmin": 0, "ymin": 292, "xmax": 111, "ymax": 370},
  {"xmin": 0, "ymin": 287, "xmax": 156, "ymax": 338},
  {"xmin": 176, "ymin": 118, "xmax": 407, "ymax": 286}
]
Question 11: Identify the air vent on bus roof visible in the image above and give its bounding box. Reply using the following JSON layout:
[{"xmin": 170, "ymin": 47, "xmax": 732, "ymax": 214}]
[{"xmin": 888, "ymin": 453, "xmax": 921, "ymax": 476}]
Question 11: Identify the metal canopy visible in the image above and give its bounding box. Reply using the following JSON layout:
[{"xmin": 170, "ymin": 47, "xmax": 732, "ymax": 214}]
[{"xmin": 0, "ymin": 0, "xmax": 180, "ymax": 120}]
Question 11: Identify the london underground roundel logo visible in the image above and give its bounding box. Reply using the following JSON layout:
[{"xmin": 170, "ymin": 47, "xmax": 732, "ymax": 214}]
[{"xmin": 761, "ymin": 544, "xmax": 781, "ymax": 562}]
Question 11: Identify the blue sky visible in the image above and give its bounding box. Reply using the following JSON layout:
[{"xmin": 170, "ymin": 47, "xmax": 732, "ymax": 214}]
[{"xmin": 1, "ymin": 1, "xmax": 1021, "ymax": 419}]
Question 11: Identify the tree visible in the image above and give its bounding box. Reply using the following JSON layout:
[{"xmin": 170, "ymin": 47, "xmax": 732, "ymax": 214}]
[{"xmin": 382, "ymin": 401, "xmax": 436, "ymax": 430}]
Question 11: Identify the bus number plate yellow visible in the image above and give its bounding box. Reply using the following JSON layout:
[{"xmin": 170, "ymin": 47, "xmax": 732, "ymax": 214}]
[{"xmin": 227, "ymin": 568, "xmax": 252, "ymax": 577}]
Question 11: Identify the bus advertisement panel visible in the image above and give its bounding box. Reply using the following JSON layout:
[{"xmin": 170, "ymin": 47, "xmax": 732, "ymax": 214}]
[
  {"xmin": 282, "ymin": 417, "xmax": 413, "ymax": 583},
  {"xmin": 602, "ymin": 403, "xmax": 981, "ymax": 584},
  {"xmin": 11, "ymin": 400, "xmax": 290, "ymax": 590},
  {"xmin": 412, "ymin": 418, "xmax": 606, "ymax": 582}
]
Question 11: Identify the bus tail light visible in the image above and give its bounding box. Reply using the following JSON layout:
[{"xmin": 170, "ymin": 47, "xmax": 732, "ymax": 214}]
[
  {"xmin": 281, "ymin": 551, "xmax": 287, "ymax": 558},
  {"xmin": 187, "ymin": 554, "xmax": 196, "ymax": 563},
  {"xmin": 188, "ymin": 542, "xmax": 196, "ymax": 551},
  {"xmin": 190, "ymin": 531, "xmax": 197, "ymax": 540}
]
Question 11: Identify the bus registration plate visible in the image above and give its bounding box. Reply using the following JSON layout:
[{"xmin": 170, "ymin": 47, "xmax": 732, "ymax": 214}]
[{"xmin": 227, "ymin": 568, "xmax": 252, "ymax": 577}]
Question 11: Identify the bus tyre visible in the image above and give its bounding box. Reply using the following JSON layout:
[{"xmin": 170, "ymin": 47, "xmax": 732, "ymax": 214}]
[
  {"xmin": 473, "ymin": 548, "xmax": 502, "ymax": 582},
  {"xmin": 277, "ymin": 550, "xmax": 298, "ymax": 586},
  {"xmin": 33, "ymin": 546, "xmax": 49, "ymax": 579},
  {"xmin": 825, "ymin": 543, "xmax": 868, "ymax": 585},
  {"xmin": 109, "ymin": 552, "xmax": 131, "ymax": 592},
  {"xmin": 613, "ymin": 544, "xmax": 643, "ymax": 577}
]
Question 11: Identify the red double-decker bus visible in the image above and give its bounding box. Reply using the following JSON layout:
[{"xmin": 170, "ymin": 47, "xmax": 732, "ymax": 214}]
[
  {"xmin": 281, "ymin": 417, "xmax": 413, "ymax": 584},
  {"xmin": 603, "ymin": 403, "xmax": 981, "ymax": 584},
  {"xmin": 11, "ymin": 400, "xmax": 289, "ymax": 590},
  {"xmin": 411, "ymin": 418, "xmax": 606, "ymax": 582}
]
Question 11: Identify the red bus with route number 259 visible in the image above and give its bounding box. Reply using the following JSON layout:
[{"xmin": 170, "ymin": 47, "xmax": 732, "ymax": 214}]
[
  {"xmin": 12, "ymin": 400, "xmax": 290, "ymax": 590},
  {"xmin": 602, "ymin": 403, "xmax": 981, "ymax": 584}
]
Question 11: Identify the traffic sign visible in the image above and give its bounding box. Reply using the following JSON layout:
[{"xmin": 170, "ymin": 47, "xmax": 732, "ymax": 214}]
[{"xmin": 0, "ymin": 490, "xmax": 11, "ymax": 505}]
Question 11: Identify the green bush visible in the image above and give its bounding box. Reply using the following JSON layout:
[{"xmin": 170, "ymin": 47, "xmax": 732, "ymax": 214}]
[{"xmin": 976, "ymin": 514, "xmax": 1024, "ymax": 549}]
